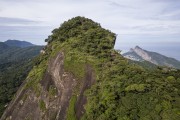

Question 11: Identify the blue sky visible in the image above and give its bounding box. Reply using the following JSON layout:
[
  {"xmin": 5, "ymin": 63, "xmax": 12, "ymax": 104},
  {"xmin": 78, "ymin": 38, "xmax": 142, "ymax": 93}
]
[{"xmin": 0, "ymin": 0, "xmax": 180, "ymax": 59}]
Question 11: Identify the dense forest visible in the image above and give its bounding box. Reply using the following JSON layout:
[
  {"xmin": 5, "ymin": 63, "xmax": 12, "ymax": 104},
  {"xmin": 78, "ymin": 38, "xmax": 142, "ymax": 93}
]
[
  {"xmin": 1, "ymin": 17, "xmax": 180, "ymax": 120},
  {"xmin": 0, "ymin": 43, "xmax": 43, "ymax": 116},
  {"xmin": 44, "ymin": 17, "xmax": 180, "ymax": 119}
]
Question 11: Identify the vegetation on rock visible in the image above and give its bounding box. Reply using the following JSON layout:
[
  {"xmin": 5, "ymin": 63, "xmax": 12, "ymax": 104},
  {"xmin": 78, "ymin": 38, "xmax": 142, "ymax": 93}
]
[
  {"xmin": 1, "ymin": 16, "xmax": 180, "ymax": 120},
  {"xmin": 44, "ymin": 16, "xmax": 180, "ymax": 120}
]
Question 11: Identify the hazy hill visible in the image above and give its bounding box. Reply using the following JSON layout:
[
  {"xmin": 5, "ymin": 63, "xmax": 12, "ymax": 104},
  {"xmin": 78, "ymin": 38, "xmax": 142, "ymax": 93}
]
[
  {"xmin": 1, "ymin": 17, "xmax": 180, "ymax": 120},
  {"xmin": 4, "ymin": 40, "xmax": 34, "ymax": 48},
  {"xmin": 0, "ymin": 40, "xmax": 43, "ymax": 63},
  {"xmin": 0, "ymin": 46, "xmax": 43, "ymax": 64},
  {"xmin": 123, "ymin": 46, "xmax": 180, "ymax": 69},
  {"xmin": 0, "ymin": 42, "xmax": 9, "ymax": 52}
]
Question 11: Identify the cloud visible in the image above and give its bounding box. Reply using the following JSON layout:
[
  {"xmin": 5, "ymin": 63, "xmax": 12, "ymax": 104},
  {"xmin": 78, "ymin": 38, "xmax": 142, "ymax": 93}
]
[
  {"xmin": 108, "ymin": 1, "xmax": 135, "ymax": 9},
  {"xmin": 0, "ymin": 17, "xmax": 40, "ymax": 26},
  {"xmin": 0, "ymin": 0, "xmax": 180, "ymax": 45},
  {"xmin": 0, "ymin": 25, "xmax": 52, "ymax": 45}
]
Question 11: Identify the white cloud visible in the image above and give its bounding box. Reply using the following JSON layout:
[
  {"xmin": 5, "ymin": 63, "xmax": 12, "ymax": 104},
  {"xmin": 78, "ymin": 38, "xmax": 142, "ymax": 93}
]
[{"xmin": 0, "ymin": 0, "xmax": 180, "ymax": 45}]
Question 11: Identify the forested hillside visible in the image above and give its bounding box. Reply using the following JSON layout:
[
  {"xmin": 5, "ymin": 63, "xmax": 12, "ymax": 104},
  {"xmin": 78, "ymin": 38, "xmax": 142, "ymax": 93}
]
[
  {"xmin": 44, "ymin": 17, "xmax": 180, "ymax": 120},
  {"xmin": 1, "ymin": 17, "xmax": 180, "ymax": 120},
  {"xmin": 0, "ymin": 42, "xmax": 43, "ymax": 116},
  {"xmin": 4, "ymin": 40, "xmax": 34, "ymax": 48}
]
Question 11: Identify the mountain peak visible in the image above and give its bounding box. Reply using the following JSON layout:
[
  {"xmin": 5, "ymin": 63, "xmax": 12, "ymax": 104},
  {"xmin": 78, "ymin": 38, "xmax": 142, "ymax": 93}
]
[
  {"xmin": 4, "ymin": 40, "xmax": 34, "ymax": 48},
  {"xmin": 45, "ymin": 16, "xmax": 116, "ymax": 54},
  {"xmin": 134, "ymin": 45, "xmax": 142, "ymax": 50},
  {"xmin": 130, "ymin": 46, "xmax": 144, "ymax": 53},
  {"xmin": 130, "ymin": 48, "xmax": 134, "ymax": 52},
  {"xmin": 123, "ymin": 46, "xmax": 180, "ymax": 69}
]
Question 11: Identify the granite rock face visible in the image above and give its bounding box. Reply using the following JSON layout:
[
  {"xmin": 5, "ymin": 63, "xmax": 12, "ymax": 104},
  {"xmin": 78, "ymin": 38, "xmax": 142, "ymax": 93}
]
[
  {"xmin": 1, "ymin": 52, "xmax": 95, "ymax": 120},
  {"xmin": 123, "ymin": 46, "xmax": 180, "ymax": 69}
]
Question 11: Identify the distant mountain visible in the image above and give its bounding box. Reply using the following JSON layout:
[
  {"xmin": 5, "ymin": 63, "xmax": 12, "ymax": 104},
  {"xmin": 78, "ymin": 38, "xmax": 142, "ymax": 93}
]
[
  {"xmin": 128, "ymin": 59, "xmax": 158, "ymax": 70},
  {"xmin": 0, "ymin": 42, "xmax": 9, "ymax": 51},
  {"xmin": 0, "ymin": 41, "xmax": 43, "ymax": 116},
  {"xmin": 123, "ymin": 46, "xmax": 180, "ymax": 69},
  {"xmin": 4, "ymin": 40, "xmax": 35, "ymax": 48},
  {"xmin": 0, "ymin": 46, "xmax": 43, "ymax": 64},
  {"xmin": 0, "ymin": 40, "xmax": 43, "ymax": 64}
]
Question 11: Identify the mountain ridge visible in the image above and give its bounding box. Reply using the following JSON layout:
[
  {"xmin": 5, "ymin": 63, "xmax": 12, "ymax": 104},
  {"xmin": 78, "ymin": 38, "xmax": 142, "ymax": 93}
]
[
  {"xmin": 123, "ymin": 46, "xmax": 180, "ymax": 69},
  {"xmin": 0, "ymin": 42, "xmax": 9, "ymax": 52},
  {"xmin": 4, "ymin": 40, "xmax": 35, "ymax": 48}
]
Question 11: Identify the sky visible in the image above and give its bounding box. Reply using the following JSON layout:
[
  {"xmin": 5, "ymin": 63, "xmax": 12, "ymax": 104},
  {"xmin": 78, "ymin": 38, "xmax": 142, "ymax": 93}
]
[{"xmin": 0, "ymin": 0, "xmax": 180, "ymax": 59}]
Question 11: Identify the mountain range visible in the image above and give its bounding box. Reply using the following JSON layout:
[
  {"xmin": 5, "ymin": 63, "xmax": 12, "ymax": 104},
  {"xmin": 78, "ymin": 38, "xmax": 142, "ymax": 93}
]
[
  {"xmin": 0, "ymin": 40, "xmax": 43, "ymax": 116},
  {"xmin": 4, "ymin": 40, "xmax": 34, "ymax": 48},
  {"xmin": 123, "ymin": 46, "xmax": 180, "ymax": 69},
  {"xmin": 0, "ymin": 40, "xmax": 43, "ymax": 64}
]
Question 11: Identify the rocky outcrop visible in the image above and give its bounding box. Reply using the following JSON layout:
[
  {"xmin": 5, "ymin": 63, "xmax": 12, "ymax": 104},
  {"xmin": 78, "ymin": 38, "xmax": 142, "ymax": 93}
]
[
  {"xmin": 75, "ymin": 65, "xmax": 95, "ymax": 119},
  {"xmin": 132, "ymin": 46, "xmax": 158, "ymax": 65},
  {"xmin": 1, "ymin": 16, "xmax": 115, "ymax": 120},
  {"xmin": 1, "ymin": 52, "xmax": 95, "ymax": 120},
  {"xmin": 123, "ymin": 46, "xmax": 180, "ymax": 69}
]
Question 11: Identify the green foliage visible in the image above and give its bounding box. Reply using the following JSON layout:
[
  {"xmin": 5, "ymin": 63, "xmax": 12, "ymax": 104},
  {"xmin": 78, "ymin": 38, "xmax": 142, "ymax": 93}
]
[
  {"xmin": 42, "ymin": 16, "xmax": 117, "ymax": 119},
  {"xmin": 44, "ymin": 16, "xmax": 180, "ymax": 120},
  {"xmin": 45, "ymin": 16, "xmax": 116, "ymax": 56},
  {"xmin": 24, "ymin": 54, "xmax": 48, "ymax": 97},
  {"xmin": 129, "ymin": 59, "xmax": 157, "ymax": 70},
  {"xmin": 64, "ymin": 51, "xmax": 86, "ymax": 80},
  {"xmin": 39, "ymin": 100, "xmax": 46, "ymax": 112},
  {"xmin": 2, "ymin": 16, "xmax": 179, "ymax": 120},
  {"xmin": 83, "ymin": 58, "xmax": 180, "ymax": 120},
  {"xmin": 125, "ymin": 84, "xmax": 147, "ymax": 92},
  {"xmin": 0, "ymin": 46, "xmax": 43, "ymax": 64},
  {"xmin": 67, "ymin": 96, "xmax": 77, "ymax": 120},
  {"xmin": 166, "ymin": 76, "xmax": 176, "ymax": 82},
  {"xmin": 0, "ymin": 46, "xmax": 42, "ymax": 116},
  {"xmin": 48, "ymin": 85, "xmax": 57, "ymax": 97}
]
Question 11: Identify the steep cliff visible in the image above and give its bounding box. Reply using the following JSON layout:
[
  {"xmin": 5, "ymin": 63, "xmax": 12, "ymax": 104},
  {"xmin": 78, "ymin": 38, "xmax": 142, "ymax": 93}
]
[{"xmin": 1, "ymin": 51, "xmax": 94, "ymax": 120}]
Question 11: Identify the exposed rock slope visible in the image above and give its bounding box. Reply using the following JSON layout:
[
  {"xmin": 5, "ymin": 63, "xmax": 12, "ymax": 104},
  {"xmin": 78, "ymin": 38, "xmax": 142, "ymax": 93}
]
[
  {"xmin": 123, "ymin": 46, "xmax": 180, "ymax": 69},
  {"xmin": 1, "ymin": 51, "xmax": 95, "ymax": 120}
]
